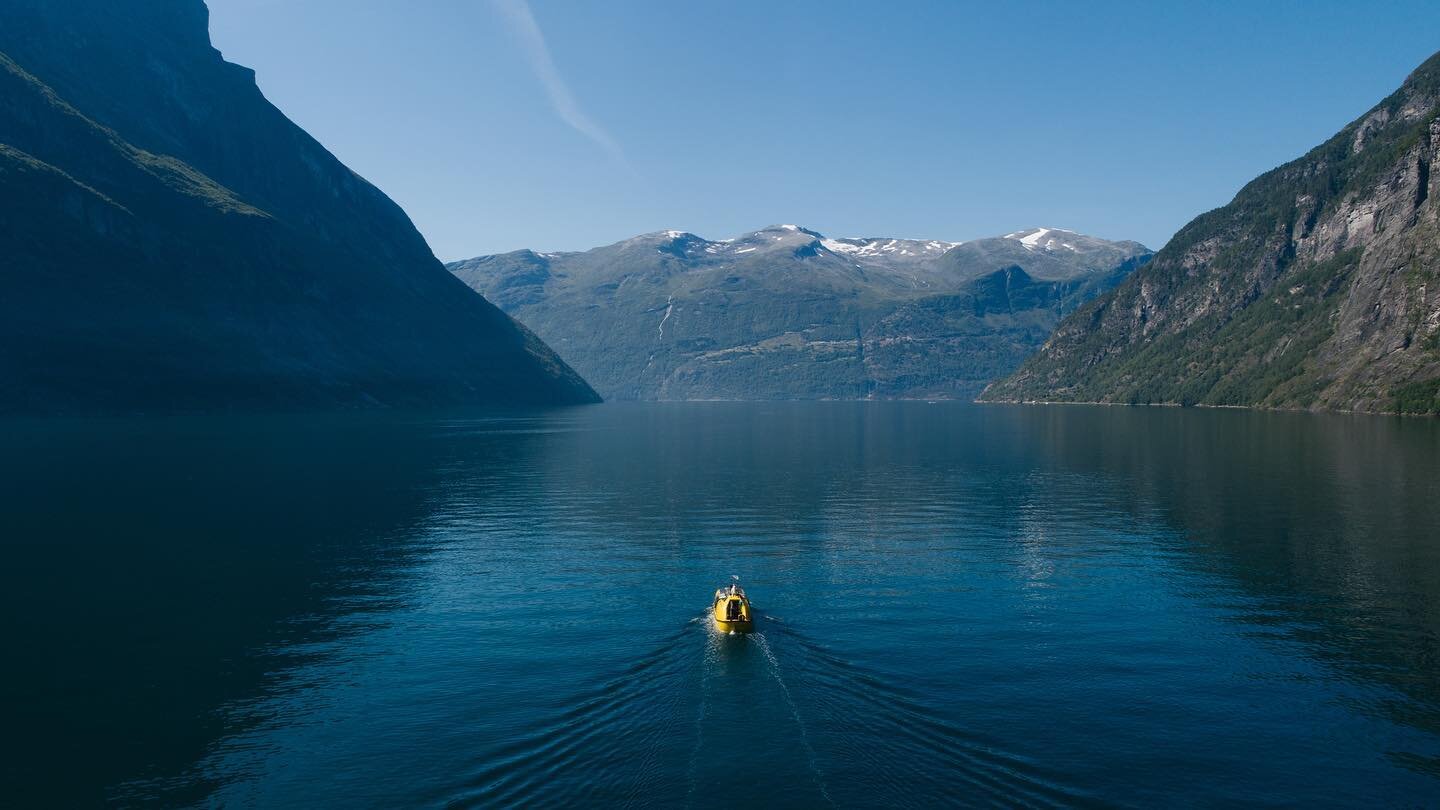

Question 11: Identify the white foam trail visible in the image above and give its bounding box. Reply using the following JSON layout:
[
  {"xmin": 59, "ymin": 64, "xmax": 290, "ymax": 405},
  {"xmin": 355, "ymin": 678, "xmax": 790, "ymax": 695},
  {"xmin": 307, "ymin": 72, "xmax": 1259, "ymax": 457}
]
[
  {"xmin": 684, "ymin": 621, "xmax": 720, "ymax": 808},
  {"xmin": 754, "ymin": 633, "xmax": 835, "ymax": 807}
]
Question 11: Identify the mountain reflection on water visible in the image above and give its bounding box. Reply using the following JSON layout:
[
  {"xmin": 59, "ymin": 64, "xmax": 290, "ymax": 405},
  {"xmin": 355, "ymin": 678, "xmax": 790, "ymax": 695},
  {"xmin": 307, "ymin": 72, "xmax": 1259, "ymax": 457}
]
[{"xmin": 3, "ymin": 403, "xmax": 1437, "ymax": 806}]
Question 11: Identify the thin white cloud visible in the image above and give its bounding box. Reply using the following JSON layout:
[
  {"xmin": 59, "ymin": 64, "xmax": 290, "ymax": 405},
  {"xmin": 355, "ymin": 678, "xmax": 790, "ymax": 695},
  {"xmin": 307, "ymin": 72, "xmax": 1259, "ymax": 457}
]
[{"xmin": 491, "ymin": 0, "xmax": 625, "ymax": 163}]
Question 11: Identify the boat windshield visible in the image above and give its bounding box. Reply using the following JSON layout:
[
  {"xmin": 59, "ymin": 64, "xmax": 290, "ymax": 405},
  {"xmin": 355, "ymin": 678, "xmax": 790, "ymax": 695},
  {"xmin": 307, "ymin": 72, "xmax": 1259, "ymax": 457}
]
[{"xmin": 715, "ymin": 583, "xmax": 747, "ymax": 601}]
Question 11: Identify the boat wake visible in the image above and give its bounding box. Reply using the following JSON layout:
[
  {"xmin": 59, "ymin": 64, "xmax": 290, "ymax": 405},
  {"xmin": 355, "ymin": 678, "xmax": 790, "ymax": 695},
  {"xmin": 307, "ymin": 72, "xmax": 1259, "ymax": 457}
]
[
  {"xmin": 447, "ymin": 610, "xmax": 1088, "ymax": 808},
  {"xmin": 753, "ymin": 631, "xmax": 835, "ymax": 807},
  {"xmin": 450, "ymin": 620, "xmax": 701, "ymax": 808},
  {"xmin": 760, "ymin": 620, "xmax": 1092, "ymax": 808},
  {"xmin": 682, "ymin": 616, "xmax": 722, "ymax": 809}
]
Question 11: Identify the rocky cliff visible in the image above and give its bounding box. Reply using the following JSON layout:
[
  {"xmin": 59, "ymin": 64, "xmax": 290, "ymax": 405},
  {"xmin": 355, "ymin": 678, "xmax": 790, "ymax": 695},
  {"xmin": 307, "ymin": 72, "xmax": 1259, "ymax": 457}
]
[
  {"xmin": 983, "ymin": 51, "xmax": 1440, "ymax": 414},
  {"xmin": 0, "ymin": 0, "xmax": 598, "ymax": 412},
  {"xmin": 450, "ymin": 225, "xmax": 1149, "ymax": 400}
]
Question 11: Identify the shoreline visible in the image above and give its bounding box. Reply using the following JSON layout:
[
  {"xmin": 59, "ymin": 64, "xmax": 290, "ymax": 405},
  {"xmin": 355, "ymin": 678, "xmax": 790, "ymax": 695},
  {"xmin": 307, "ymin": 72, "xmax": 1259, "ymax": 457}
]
[{"xmin": 972, "ymin": 397, "xmax": 1435, "ymax": 419}]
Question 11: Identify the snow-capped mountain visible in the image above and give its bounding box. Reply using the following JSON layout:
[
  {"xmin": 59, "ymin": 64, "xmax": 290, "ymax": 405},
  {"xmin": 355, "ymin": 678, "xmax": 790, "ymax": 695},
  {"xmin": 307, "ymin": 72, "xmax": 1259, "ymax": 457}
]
[
  {"xmin": 523, "ymin": 224, "xmax": 1142, "ymax": 283},
  {"xmin": 449, "ymin": 225, "xmax": 1151, "ymax": 401}
]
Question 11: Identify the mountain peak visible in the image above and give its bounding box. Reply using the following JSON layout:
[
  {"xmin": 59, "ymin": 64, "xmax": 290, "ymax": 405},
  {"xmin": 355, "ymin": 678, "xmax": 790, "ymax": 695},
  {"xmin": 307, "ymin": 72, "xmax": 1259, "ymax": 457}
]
[
  {"xmin": 758, "ymin": 223, "xmax": 825, "ymax": 238},
  {"xmin": 636, "ymin": 229, "xmax": 700, "ymax": 241}
]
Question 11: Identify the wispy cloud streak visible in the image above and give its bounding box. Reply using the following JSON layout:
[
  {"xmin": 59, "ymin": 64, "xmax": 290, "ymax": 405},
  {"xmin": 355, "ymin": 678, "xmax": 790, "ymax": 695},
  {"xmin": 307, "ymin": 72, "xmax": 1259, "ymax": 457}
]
[{"xmin": 491, "ymin": 0, "xmax": 624, "ymax": 163}]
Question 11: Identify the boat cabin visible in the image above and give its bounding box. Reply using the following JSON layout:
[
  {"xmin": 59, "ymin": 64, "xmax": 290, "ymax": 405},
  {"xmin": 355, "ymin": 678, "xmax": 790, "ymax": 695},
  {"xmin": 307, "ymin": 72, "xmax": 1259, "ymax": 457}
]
[{"xmin": 712, "ymin": 582, "xmax": 752, "ymax": 629}]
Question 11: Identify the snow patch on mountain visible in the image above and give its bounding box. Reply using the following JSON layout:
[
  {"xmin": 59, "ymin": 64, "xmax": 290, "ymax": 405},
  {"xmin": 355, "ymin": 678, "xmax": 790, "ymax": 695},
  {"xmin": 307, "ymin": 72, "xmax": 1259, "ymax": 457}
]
[
  {"xmin": 1005, "ymin": 227, "xmax": 1085, "ymax": 253},
  {"xmin": 821, "ymin": 237, "xmax": 961, "ymax": 254},
  {"xmin": 1018, "ymin": 228, "xmax": 1052, "ymax": 248}
]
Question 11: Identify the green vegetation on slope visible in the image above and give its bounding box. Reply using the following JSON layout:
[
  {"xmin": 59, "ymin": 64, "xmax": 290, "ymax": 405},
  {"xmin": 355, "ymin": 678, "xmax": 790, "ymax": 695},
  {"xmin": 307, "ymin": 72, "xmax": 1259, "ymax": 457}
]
[
  {"xmin": 451, "ymin": 228, "xmax": 1149, "ymax": 401},
  {"xmin": 1060, "ymin": 250, "xmax": 1362, "ymax": 407},
  {"xmin": 983, "ymin": 50, "xmax": 1440, "ymax": 413},
  {"xmin": 1393, "ymin": 377, "xmax": 1440, "ymax": 414}
]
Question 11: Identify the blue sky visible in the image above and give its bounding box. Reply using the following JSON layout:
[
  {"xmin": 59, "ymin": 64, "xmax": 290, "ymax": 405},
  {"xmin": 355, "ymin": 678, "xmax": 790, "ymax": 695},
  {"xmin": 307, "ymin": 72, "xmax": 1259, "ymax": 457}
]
[{"xmin": 206, "ymin": 0, "xmax": 1438, "ymax": 260}]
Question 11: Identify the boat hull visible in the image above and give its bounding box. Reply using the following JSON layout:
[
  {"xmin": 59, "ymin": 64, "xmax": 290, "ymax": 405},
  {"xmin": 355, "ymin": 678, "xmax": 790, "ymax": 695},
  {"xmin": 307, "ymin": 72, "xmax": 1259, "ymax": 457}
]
[{"xmin": 713, "ymin": 617, "xmax": 754, "ymax": 634}]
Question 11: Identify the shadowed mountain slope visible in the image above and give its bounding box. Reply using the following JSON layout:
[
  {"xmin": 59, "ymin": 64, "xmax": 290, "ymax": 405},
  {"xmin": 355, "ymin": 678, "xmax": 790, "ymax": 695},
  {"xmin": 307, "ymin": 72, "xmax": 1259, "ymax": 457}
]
[{"xmin": 0, "ymin": 0, "xmax": 597, "ymax": 413}]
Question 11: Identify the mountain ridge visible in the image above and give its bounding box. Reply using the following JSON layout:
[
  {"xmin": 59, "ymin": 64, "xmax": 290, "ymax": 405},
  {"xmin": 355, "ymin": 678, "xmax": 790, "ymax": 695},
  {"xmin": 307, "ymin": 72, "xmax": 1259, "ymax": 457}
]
[
  {"xmin": 982, "ymin": 50, "xmax": 1440, "ymax": 414},
  {"xmin": 450, "ymin": 224, "xmax": 1150, "ymax": 400}
]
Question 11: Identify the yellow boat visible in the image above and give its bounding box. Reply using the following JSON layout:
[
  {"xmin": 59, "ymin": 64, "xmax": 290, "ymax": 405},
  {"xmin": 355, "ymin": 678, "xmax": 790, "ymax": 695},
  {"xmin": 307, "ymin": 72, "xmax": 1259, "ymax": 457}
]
[{"xmin": 712, "ymin": 578, "xmax": 754, "ymax": 634}]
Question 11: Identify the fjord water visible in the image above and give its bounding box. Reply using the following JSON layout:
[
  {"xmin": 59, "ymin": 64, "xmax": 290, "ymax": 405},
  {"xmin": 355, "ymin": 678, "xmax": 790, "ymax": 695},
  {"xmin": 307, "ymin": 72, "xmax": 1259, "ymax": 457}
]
[{"xmin": 5, "ymin": 404, "xmax": 1440, "ymax": 806}]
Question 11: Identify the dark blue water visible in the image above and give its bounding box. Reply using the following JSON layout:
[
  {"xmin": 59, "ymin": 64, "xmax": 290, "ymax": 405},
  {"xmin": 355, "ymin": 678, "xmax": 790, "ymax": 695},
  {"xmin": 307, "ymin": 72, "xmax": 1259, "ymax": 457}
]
[{"xmin": 5, "ymin": 403, "xmax": 1440, "ymax": 806}]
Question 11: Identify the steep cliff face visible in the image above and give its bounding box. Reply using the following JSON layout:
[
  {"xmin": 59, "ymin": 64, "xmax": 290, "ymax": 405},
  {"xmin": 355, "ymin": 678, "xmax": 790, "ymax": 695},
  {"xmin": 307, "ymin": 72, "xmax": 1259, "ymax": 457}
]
[
  {"xmin": 983, "ymin": 51, "xmax": 1440, "ymax": 414},
  {"xmin": 0, "ymin": 0, "xmax": 598, "ymax": 412},
  {"xmin": 450, "ymin": 226, "xmax": 1148, "ymax": 400}
]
